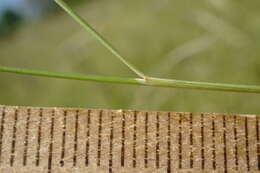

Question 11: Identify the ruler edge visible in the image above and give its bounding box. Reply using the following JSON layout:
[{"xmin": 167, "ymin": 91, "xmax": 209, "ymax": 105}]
[{"xmin": 0, "ymin": 105, "xmax": 257, "ymax": 118}]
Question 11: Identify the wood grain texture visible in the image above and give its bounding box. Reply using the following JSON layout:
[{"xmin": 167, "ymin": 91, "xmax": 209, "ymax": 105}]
[{"xmin": 0, "ymin": 105, "xmax": 259, "ymax": 173}]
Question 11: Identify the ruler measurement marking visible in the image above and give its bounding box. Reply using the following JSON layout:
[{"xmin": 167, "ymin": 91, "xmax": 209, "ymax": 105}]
[
  {"xmin": 85, "ymin": 110, "xmax": 91, "ymax": 166},
  {"xmin": 223, "ymin": 116, "xmax": 227, "ymax": 173},
  {"xmin": 97, "ymin": 110, "xmax": 103, "ymax": 167},
  {"xmin": 0, "ymin": 106, "xmax": 6, "ymax": 164},
  {"xmin": 73, "ymin": 110, "xmax": 79, "ymax": 166},
  {"xmin": 212, "ymin": 115, "xmax": 216, "ymax": 170},
  {"xmin": 132, "ymin": 111, "xmax": 137, "ymax": 168},
  {"xmin": 189, "ymin": 113, "xmax": 193, "ymax": 169},
  {"xmin": 233, "ymin": 115, "xmax": 238, "ymax": 170},
  {"xmin": 10, "ymin": 108, "xmax": 18, "ymax": 166},
  {"xmin": 256, "ymin": 116, "xmax": 260, "ymax": 170},
  {"xmin": 35, "ymin": 108, "xmax": 43, "ymax": 166},
  {"xmin": 23, "ymin": 108, "xmax": 31, "ymax": 166},
  {"xmin": 201, "ymin": 114, "xmax": 205, "ymax": 170},
  {"xmin": 74, "ymin": 110, "xmax": 87, "ymax": 168},
  {"xmin": 144, "ymin": 112, "xmax": 148, "ymax": 168},
  {"xmin": 121, "ymin": 111, "xmax": 125, "ymax": 167},
  {"xmin": 178, "ymin": 113, "xmax": 182, "ymax": 169},
  {"xmin": 60, "ymin": 110, "xmax": 67, "ymax": 167},
  {"xmin": 167, "ymin": 112, "xmax": 171, "ymax": 173},
  {"xmin": 47, "ymin": 110, "xmax": 55, "ymax": 173},
  {"xmin": 0, "ymin": 106, "xmax": 259, "ymax": 172},
  {"xmin": 245, "ymin": 117, "xmax": 250, "ymax": 171},
  {"xmin": 109, "ymin": 112, "xmax": 114, "ymax": 173},
  {"xmin": 156, "ymin": 112, "xmax": 160, "ymax": 169}
]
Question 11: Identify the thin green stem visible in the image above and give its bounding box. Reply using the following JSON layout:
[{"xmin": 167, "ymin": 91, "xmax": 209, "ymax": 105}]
[
  {"xmin": 0, "ymin": 66, "xmax": 144, "ymax": 85},
  {"xmin": 1, "ymin": 65, "xmax": 260, "ymax": 94},
  {"xmin": 54, "ymin": 0, "xmax": 146, "ymax": 78}
]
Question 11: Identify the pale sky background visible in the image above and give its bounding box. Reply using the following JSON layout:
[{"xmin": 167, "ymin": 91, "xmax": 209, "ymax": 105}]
[{"xmin": 0, "ymin": 0, "xmax": 54, "ymax": 19}]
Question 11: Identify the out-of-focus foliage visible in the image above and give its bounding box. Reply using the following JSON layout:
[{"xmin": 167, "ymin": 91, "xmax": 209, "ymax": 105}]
[
  {"xmin": 0, "ymin": 0, "xmax": 55, "ymax": 35},
  {"xmin": 0, "ymin": 0, "xmax": 86, "ymax": 35},
  {"xmin": 0, "ymin": 0, "xmax": 260, "ymax": 114},
  {"xmin": 0, "ymin": 10, "xmax": 22, "ymax": 35}
]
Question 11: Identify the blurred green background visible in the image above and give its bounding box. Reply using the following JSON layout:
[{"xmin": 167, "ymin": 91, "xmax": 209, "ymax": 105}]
[{"xmin": 1, "ymin": 0, "xmax": 260, "ymax": 114}]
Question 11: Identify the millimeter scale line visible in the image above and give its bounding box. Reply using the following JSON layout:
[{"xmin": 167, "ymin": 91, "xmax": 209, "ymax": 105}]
[{"xmin": 0, "ymin": 105, "xmax": 259, "ymax": 173}]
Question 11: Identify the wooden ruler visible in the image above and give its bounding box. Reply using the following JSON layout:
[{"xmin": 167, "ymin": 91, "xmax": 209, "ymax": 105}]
[{"xmin": 0, "ymin": 105, "xmax": 259, "ymax": 173}]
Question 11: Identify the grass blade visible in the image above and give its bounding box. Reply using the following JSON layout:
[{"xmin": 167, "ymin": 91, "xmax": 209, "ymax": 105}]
[{"xmin": 54, "ymin": 0, "xmax": 146, "ymax": 78}]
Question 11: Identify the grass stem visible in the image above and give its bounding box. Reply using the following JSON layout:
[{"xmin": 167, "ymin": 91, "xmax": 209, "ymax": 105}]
[
  {"xmin": 2, "ymin": 1, "xmax": 259, "ymax": 95},
  {"xmin": 1, "ymin": 65, "xmax": 260, "ymax": 94},
  {"xmin": 54, "ymin": 0, "xmax": 146, "ymax": 78}
]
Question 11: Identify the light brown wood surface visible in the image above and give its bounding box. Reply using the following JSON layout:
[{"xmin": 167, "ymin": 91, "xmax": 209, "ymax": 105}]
[{"xmin": 0, "ymin": 105, "xmax": 259, "ymax": 173}]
